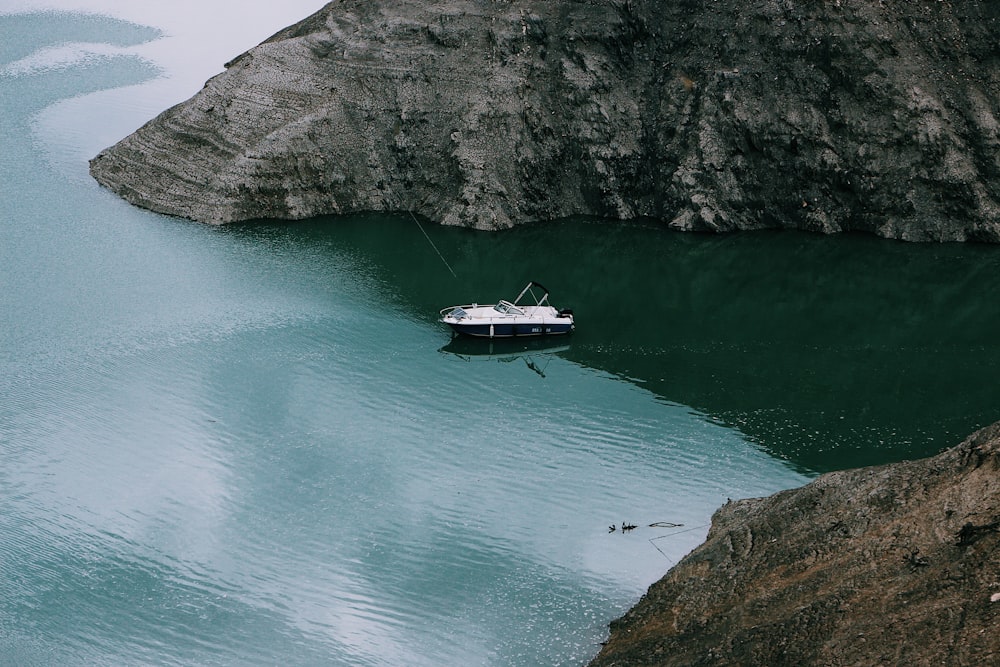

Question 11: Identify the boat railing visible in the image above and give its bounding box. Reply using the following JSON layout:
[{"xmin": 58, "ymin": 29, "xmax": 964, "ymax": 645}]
[
  {"xmin": 439, "ymin": 304, "xmax": 478, "ymax": 319},
  {"xmin": 441, "ymin": 304, "xmax": 571, "ymax": 321}
]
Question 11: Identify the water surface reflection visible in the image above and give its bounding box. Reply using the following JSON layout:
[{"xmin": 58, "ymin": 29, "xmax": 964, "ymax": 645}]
[{"xmin": 241, "ymin": 215, "xmax": 1000, "ymax": 473}]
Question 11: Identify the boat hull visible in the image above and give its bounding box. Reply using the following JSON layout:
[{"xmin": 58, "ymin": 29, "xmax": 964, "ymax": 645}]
[{"xmin": 444, "ymin": 320, "xmax": 574, "ymax": 338}]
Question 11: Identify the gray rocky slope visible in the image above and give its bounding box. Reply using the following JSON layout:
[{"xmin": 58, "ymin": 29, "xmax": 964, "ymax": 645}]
[
  {"xmin": 590, "ymin": 421, "xmax": 1000, "ymax": 666},
  {"xmin": 91, "ymin": 0, "xmax": 1000, "ymax": 240}
]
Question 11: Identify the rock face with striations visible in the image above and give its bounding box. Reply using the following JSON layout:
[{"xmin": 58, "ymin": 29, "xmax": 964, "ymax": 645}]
[
  {"xmin": 589, "ymin": 422, "xmax": 1000, "ymax": 666},
  {"xmin": 91, "ymin": 0, "xmax": 1000, "ymax": 240}
]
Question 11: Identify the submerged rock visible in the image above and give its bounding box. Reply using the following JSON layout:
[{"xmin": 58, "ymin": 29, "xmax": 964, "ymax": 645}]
[
  {"xmin": 91, "ymin": 0, "xmax": 1000, "ymax": 240},
  {"xmin": 589, "ymin": 422, "xmax": 1000, "ymax": 666}
]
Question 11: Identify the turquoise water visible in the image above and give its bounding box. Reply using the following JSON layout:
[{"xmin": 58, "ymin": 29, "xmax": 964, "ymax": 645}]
[{"xmin": 2, "ymin": 7, "xmax": 999, "ymax": 666}]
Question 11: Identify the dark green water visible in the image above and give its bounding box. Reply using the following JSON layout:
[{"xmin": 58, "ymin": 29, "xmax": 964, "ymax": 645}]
[
  {"xmin": 263, "ymin": 215, "xmax": 1000, "ymax": 474},
  {"xmin": 3, "ymin": 6, "xmax": 1000, "ymax": 667}
]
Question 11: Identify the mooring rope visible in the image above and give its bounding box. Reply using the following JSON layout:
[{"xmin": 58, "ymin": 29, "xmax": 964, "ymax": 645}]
[
  {"xmin": 408, "ymin": 208, "xmax": 458, "ymax": 279},
  {"xmin": 647, "ymin": 523, "xmax": 711, "ymax": 563},
  {"xmin": 384, "ymin": 182, "xmax": 458, "ymax": 279}
]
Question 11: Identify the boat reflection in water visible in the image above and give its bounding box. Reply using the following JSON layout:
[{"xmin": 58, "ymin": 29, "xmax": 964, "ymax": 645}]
[{"xmin": 439, "ymin": 336, "xmax": 571, "ymax": 378}]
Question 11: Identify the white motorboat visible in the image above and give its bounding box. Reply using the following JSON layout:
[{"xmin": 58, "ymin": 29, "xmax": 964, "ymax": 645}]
[{"xmin": 439, "ymin": 282, "xmax": 575, "ymax": 338}]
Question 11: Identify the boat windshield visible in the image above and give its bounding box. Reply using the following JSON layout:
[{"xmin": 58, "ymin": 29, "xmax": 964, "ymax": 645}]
[{"xmin": 494, "ymin": 301, "xmax": 523, "ymax": 315}]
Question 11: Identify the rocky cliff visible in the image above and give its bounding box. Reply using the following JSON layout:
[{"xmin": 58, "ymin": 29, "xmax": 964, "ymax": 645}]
[
  {"xmin": 91, "ymin": 0, "xmax": 1000, "ymax": 240},
  {"xmin": 589, "ymin": 422, "xmax": 1000, "ymax": 666}
]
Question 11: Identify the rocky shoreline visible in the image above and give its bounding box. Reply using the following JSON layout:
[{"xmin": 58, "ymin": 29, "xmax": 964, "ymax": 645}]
[
  {"xmin": 588, "ymin": 422, "xmax": 1000, "ymax": 666},
  {"xmin": 91, "ymin": 0, "xmax": 1000, "ymax": 240}
]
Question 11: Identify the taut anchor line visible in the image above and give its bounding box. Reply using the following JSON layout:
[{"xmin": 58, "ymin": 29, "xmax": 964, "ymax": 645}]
[
  {"xmin": 386, "ymin": 183, "xmax": 458, "ymax": 280},
  {"xmin": 409, "ymin": 209, "xmax": 458, "ymax": 279}
]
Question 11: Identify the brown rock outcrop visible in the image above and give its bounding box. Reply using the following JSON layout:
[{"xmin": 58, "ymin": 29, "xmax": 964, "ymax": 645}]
[
  {"xmin": 589, "ymin": 422, "xmax": 1000, "ymax": 666},
  {"xmin": 91, "ymin": 0, "xmax": 1000, "ymax": 240}
]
